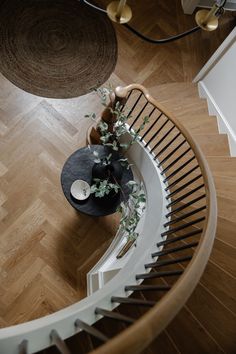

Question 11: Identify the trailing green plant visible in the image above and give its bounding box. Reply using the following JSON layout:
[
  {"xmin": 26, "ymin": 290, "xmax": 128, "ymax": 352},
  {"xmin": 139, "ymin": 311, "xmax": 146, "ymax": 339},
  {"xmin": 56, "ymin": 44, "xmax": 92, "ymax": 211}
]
[
  {"xmin": 86, "ymin": 87, "xmax": 149, "ymax": 153},
  {"xmin": 92, "ymin": 150, "xmax": 112, "ymax": 165},
  {"xmin": 90, "ymin": 179, "xmax": 120, "ymax": 198},
  {"xmin": 85, "ymin": 87, "xmax": 148, "ymax": 254},
  {"xmin": 117, "ymin": 181, "xmax": 146, "ymax": 243}
]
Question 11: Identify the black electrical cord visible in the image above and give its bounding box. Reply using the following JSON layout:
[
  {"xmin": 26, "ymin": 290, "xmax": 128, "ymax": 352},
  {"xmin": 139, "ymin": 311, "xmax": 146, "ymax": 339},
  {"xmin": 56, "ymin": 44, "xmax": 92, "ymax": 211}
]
[{"xmin": 124, "ymin": 23, "xmax": 201, "ymax": 44}]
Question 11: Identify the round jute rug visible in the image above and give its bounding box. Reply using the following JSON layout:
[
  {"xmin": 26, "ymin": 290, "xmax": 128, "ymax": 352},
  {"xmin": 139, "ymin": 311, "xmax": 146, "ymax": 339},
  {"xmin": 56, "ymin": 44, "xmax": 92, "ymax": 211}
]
[{"xmin": 0, "ymin": 0, "xmax": 117, "ymax": 98}]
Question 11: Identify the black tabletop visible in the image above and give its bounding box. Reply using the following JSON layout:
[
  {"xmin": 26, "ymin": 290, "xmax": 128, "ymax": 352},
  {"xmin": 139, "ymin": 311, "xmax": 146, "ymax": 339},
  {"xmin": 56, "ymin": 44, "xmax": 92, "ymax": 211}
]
[{"xmin": 61, "ymin": 145, "xmax": 133, "ymax": 216}]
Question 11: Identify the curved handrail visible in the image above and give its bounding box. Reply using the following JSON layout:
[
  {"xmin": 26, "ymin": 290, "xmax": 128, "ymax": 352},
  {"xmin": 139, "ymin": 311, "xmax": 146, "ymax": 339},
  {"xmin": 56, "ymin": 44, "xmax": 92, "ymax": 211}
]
[{"xmin": 88, "ymin": 84, "xmax": 217, "ymax": 353}]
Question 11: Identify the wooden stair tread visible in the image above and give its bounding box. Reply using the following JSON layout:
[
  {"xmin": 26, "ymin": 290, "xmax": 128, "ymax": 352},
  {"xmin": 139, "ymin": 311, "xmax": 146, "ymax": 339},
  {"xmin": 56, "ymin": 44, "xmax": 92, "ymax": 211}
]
[
  {"xmin": 176, "ymin": 116, "xmax": 219, "ymax": 135},
  {"xmin": 150, "ymin": 83, "xmax": 202, "ymax": 104},
  {"xmin": 216, "ymin": 195, "xmax": 236, "ymax": 224},
  {"xmin": 166, "ymin": 306, "xmax": 225, "ymax": 354},
  {"xmin": 190, "ymin": 134, "xmax": 230, "ymax": 156},
  {"xmin": 163, "ymin": 238, "xmax": 236, "ymax": 315},
  {"xmin": 145, "ymin": 330, "xmax": 180, "ymax": 354},
  {"xmin": 216, "ymin": 216, "xmax": 236, "ymax": 248},
  {"xmin": 199, "ymin": 261, "xmax": 236, "ymax": 315},
  {"xmin": 160, "ymin": 251, "xmax": 236, "ymax": 352},
  {"xmin": 206, "ymin": 157, "xmax": 236, "ymax": 177},
  {"xmin": 213, "ymin": 175, "xmax": 236, "ymax": 200},
  {"xmin": 186, "ymin": 281, "xmax": 236, "ymax": 353},
  {"xmin": 209, "ymin": 238, "xmax": 236, "ymax": 278}
]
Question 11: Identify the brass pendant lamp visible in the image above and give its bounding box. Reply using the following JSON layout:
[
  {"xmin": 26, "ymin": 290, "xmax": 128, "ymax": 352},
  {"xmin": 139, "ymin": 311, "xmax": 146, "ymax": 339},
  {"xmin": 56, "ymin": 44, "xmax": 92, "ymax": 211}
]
[
  {"xmin": 195, "ymin": 0, "xmax": 226, "ymax": 31},
  {"xmin": 107, "ymin": 0, "xmax": 132, "ymax": 24}
]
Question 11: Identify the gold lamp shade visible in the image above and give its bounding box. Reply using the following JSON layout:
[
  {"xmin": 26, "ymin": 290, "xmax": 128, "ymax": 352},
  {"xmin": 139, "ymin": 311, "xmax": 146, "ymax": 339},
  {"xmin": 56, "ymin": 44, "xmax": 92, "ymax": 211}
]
[
  {"xmin": 107, "ymin": 0, "xmax": 132, "ymax": 24},
  {"xmin": 195, "ymin": 2, "xmax": 224, "ymax": 32},
  {"xmin": 195, "ymin": 9, "xmax": 219, "ymax": 31}
]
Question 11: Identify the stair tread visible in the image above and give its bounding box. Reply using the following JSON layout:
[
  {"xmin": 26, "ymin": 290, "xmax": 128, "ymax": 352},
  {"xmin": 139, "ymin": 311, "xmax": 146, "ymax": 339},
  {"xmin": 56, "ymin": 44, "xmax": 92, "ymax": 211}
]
[
  {"xmin": 186, "ymin": 280, "xmax": 236, "ymax": 353},
  {"xmin": 187, "ymin": 123, "xmax": 218, "ymax": 134},
  {"xmin": 213, "ymin": 175, "xmax": 236, "ymax": 200},
  {"xmin": 209, "ymin": 238, "xmax": 236, "ymax": 277},
  {"xmin": 206, "ymin": 157, "xmax": 236, "ymax": 177},
  {"xmin": 166, "ymin": 306, "xmax": 225, "ymax": 354},
  {"xmin": 190, "ymin": 134, "xmax": 230, "ymax": 156},
  {"xmin": 200, "ymin": 261, "xmax": 236, "ymax": 315},
  {"xmin": 216, "ymin": 216, "xmax": 236, "ymax": 248},
  {"xmin": 150, "ymin": 84, "xmax": 202, "ymax": 104}
]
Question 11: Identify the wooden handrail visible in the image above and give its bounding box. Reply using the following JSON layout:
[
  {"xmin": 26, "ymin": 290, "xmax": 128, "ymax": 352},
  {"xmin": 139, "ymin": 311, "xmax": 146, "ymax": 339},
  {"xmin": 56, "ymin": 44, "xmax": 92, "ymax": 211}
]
[{"xmin": 90, "ymin": 84, "xmax": 217, "ymax": 354}]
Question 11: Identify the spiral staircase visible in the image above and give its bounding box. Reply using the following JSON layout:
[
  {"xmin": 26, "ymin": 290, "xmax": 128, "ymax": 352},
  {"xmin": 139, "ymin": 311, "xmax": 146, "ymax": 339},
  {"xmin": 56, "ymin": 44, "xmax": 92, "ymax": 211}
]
[{"xmin": 2, "ymin": 80, "xmax": 235, "ymax": 354}]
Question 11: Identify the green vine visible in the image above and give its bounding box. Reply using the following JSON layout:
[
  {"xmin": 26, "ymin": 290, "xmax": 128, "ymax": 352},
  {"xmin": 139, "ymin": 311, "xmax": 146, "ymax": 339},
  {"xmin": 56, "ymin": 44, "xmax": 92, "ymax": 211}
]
[
  {"xmin": 117, "ymin": 181, "xmax": 146, "ymax": 242},
  {"xmin": 85, "ymin": 87, "xmax": 148, "ymax": 254}
]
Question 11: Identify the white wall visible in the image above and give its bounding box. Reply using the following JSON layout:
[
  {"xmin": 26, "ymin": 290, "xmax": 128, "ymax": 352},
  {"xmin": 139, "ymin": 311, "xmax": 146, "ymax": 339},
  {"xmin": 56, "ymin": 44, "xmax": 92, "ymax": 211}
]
[
  {"xmin": 202, "ymin": 40, "xmax": 236, "ymax": 133},
  {"xmin": 182, "ymin": 0, "xmax": 236, "ymax": 13},
  {"xmin": 181, "ymin": 0, "xmax": 199, "ymax": 14},
  {"xmin": 195, "ymin": 27, "xmax": 236, "ymax": 155}
]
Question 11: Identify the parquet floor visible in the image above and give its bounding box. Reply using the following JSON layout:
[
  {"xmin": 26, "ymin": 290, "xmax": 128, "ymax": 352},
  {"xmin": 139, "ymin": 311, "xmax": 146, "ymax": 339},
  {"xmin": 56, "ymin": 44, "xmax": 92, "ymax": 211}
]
[
  {"xmin": 0, "ymin": 0, "xmax": 235, "ymax": 338},
  {"xmin": 0, "ymin": 88, "xmax": 120, "ymax": 326}
]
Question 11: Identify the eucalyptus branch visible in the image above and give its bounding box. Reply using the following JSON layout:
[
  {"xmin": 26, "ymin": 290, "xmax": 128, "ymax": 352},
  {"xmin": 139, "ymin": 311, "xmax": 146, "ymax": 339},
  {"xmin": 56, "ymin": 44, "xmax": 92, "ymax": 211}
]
[
  {"xmin": 85, "ymin": 88, "xmax": 150, "ymax": 151},
  {"xmin": 86, "ymin": 87, "xmax": 148, "ymax": 253},
  {"xmin": 116, "ymin": 181, "xmax": 146, "ymax": 242},
  {"xmin": 90, "ymin": 179, "xmax": 120, "ymax": 198}
]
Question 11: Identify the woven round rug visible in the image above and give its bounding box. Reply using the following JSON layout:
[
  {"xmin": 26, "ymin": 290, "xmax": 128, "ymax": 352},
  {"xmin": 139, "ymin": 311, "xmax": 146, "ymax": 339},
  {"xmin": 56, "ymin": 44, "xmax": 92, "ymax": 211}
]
[{"xmin": 0, "ymin": 0, "xmax": 117, "ymax": 98}]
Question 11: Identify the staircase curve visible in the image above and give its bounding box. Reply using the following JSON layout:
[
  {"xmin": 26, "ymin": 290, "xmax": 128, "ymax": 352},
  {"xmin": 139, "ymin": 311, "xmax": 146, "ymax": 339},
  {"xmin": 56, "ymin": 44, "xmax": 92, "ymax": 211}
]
[{"xmin": 0, "ymin": 84, "xmax": 217, "ymax": 354}]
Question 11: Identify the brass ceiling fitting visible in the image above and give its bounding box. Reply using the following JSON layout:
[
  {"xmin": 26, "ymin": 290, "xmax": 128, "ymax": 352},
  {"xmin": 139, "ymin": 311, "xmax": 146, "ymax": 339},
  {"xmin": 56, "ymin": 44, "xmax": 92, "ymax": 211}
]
[
  {"xmin": 195, "ymin": 3, "xmax": 222, "ymax": 31},
  {"xmin": 107, "ymin": 0, "xmax": 132, "ymax": 24}
]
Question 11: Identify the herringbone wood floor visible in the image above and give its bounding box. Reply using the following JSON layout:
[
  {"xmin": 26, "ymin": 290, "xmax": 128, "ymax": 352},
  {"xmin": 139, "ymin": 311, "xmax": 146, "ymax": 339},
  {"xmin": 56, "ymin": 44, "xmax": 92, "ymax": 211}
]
[
  {"xmin": 0, "ymin": 88, "xmax": 122, "ymax": 326},
  {"xmin": 0, "ymin": 1, "xmax": 235, "ymax": 352}
]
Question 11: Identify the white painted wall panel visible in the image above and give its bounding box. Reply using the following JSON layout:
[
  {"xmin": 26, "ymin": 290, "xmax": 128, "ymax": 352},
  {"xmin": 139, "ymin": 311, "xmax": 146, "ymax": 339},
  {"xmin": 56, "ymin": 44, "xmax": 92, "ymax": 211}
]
[
  {"xmin": 196, "ymin": 28, "xmax": 236, "ymax": 155},
  {"xmin": 182, "ymin": 0, "xmax": 236, "ymax": 13},
  {"xmin": 203, "ymin": 40, "xmax": 236, "ymax": 132}
]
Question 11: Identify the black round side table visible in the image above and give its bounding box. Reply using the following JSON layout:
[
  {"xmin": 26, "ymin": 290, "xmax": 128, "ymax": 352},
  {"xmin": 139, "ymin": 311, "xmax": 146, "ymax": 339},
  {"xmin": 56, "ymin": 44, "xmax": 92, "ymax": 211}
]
[{"xmin": 61, "ymin": 145, "xmax": 133, "ymax": 217}]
